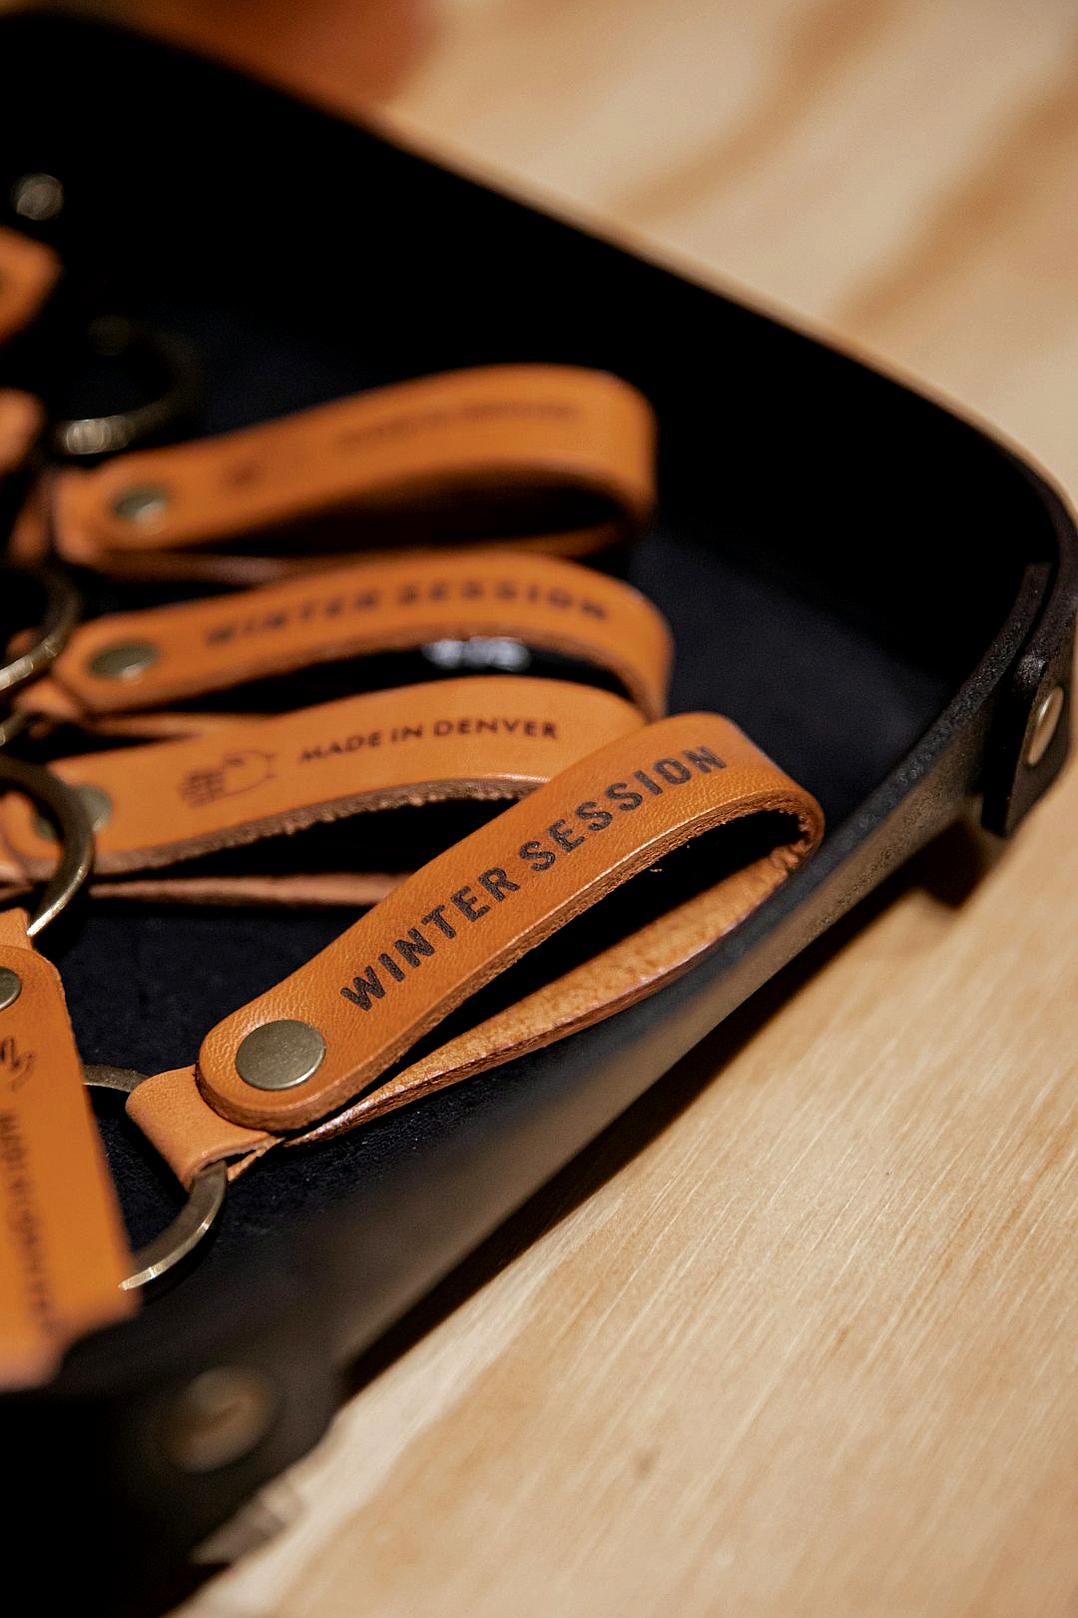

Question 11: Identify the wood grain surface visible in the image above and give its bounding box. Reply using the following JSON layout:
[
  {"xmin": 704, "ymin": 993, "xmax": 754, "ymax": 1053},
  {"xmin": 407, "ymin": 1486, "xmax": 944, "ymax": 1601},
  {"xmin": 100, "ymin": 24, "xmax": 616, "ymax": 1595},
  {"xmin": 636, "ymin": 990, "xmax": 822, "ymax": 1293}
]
[{"xmin": 77, "ymin": 1, "xmax": 1078, "ymax": 1612}]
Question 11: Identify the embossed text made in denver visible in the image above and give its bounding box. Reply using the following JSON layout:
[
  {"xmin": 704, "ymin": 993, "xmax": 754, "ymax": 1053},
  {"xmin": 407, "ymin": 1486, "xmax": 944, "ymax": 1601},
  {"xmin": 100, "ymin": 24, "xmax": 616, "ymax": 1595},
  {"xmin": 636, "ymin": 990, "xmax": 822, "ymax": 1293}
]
[{"xmin": 299, "ymin": 714, "xmax": 558, "ymax": 765}]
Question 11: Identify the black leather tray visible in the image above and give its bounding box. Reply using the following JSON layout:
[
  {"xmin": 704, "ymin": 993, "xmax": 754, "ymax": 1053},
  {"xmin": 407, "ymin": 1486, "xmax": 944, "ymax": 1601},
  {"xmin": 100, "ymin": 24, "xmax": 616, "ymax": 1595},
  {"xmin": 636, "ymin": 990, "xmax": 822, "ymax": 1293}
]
[{"xmin": 2, "ymin": 12, "xmax": 1075, "ymax": 1606}]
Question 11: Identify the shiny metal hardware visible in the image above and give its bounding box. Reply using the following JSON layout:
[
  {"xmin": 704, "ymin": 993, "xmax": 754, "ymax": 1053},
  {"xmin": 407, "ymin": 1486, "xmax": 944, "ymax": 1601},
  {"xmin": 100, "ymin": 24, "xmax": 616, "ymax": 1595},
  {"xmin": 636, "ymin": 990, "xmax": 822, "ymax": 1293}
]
[
  {"xmin": 0, "ymin": 565, "xmax": 81, "ymax": 700},
  {"xmin": 33, "ymin": 780, "xmax": 112, "ymax": 840},
  {"xmin": 1025, "ymin": 685, "xmax": 1064, "ymax": 768},
  {"xmin": 84, "ymin": 1064, "xmax": 228, "ymax": 1290},
  {"xmin": 10, "ymin": 171, "xmax": 64, "ymax": 223},
  {"xmin": 235, "ymin": 1019, "xmax": 326, "ymax": 1091},
  {"xmin": 0, "ymin": 565, "xmax": 81, "ymax": 745},
  {"xmin": 160, "ymin": 1366, "xmax": 278, "ymax": 1474},
  {"xmin": 0, "ymin": 708, "xmax": 31, "ymax": 748},
  {"xmin": 0, "ymin": 966, "xmax": 22, "ymax": 1011},
  {"xmin": 51, "ymin": 318, "xmax": 199, "ymax": 460},
  {"xmin": 111, "ymin": 483, "xmax": 171, "ymax": 525},
  {"xmin": 0, "ymin": 753, "xmax": 93, "ymax": 937},
  {"xmin": 422, "ymin": 635, "xmax": 532, "ymax": 672},
  {"xmin": 87, "ymin": 639, "xmax": 159, "ymax": 681}
]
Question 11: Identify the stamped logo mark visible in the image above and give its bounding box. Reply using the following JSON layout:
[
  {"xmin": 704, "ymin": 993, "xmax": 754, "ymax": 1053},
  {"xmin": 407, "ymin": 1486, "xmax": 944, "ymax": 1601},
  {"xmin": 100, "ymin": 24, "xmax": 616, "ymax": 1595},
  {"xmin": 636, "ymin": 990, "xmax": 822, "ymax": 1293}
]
[{"xmin": 178, "ymin": 750, "xmax": 276, "ymax": 808}]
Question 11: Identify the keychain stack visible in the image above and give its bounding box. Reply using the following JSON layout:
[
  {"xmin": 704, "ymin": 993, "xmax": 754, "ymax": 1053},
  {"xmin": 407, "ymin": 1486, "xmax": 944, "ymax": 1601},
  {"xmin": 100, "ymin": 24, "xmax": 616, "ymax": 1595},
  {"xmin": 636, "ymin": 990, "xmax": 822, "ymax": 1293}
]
[{"xmin": 0, "ymin": 212, "xmax": 824, "ymax": 1388}]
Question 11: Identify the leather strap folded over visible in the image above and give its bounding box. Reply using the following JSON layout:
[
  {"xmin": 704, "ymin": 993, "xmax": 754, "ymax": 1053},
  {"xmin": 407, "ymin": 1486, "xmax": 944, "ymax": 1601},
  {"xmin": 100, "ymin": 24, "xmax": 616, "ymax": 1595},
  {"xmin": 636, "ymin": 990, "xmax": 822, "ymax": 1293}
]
[
  {"xmin": 50, "ymin": 365, "xmax": 656, "ymax": 581},
  {"xmin": 0, "ymin": 679, "xmax": 643, "ymax": 904},
  {"xmin": 126, "ymin": 713, "xmax": 823, "ymax": 1182},
  {"xmin": 0, "ymin": 909, "xmax": 135, "ymax": 1387},
  {"xmin": 22, "ymin": 548, "xmax": 673, "ymax": 728},
  {"xmin": 0, "ymin": 228, "xmax": 60, "ymax": 345}
]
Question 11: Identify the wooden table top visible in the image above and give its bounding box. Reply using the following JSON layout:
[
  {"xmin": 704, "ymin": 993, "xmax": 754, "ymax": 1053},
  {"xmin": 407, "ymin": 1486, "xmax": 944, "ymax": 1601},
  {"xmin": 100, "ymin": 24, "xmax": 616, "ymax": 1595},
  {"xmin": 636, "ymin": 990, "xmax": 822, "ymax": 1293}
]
[{"xmin": 79, "ymin": 2, "xmax": 1078, "ymax": 1612}]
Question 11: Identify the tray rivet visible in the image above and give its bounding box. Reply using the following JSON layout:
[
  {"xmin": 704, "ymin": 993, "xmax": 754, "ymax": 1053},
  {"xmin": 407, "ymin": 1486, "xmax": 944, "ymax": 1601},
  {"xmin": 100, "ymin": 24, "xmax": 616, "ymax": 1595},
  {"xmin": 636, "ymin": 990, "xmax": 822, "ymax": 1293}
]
[
  {"xmin": 236, "ymin": 1019, "xmax": 326, "ymax": 1090},
  {"xmin": 11, "ymin": 171, "xmax": 63, "ymax": 222},
  {"xmin": 1026, "ymin": 685, "xmax": 1064, "ymax": 768},
  {"xmin": 0, "ymin": 967, "xmax": 22, "ymax": 1012},
  {"xmin": 161, "ymin": 1367, "xmax": 278, "ymax": 1473},
  {"xmin": 88, "ymin": 639, "xmax": 159, "ymax": 680},
  {"xmin": 112, "ymin": 483, "xmax": 170, "ymax": 526}
]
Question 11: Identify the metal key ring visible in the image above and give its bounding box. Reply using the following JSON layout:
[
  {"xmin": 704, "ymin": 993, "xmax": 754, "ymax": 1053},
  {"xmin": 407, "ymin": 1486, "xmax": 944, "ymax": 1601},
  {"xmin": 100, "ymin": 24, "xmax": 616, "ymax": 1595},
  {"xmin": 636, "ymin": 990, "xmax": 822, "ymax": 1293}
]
[
  {"xmin": 84, "ymin": 1065, "xmax": 227, "ymax": 1290},
  {"xmin": 0, "ymin": 564, "xmax": 80, "ymax": 697},
  {"xmin": 0, "ymin": 564, "xmax": 81, "ymax": 745},
  {"xmin": 50, "ymin": 318, "xmax": 200, "ymax": 460},
  {"xmin": 0, "ymin": 752, "xmax": 92, "ymax": 935}
]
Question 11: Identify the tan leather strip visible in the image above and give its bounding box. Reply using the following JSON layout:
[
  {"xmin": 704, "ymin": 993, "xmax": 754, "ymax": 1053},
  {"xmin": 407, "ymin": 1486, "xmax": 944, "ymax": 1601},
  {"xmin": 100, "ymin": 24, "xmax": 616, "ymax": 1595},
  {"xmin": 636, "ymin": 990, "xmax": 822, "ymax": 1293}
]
[
  {"xmin": 0, "ymin": 228, "xmax": 60, "ymax": 345},
  {"xmin": 76, "ymin": 711, "xmax": 255, "ymax": 741},
  {"xmin": 89, "ymin": 872, "xmax": 402, "ymax": 908},
  {"xmin": 0, "ymin": 390, "xmax": 43, "ymax": 477},
  {"xmin": 25, "ymin": 548, "xmax": 672, "ymax": 724},
  {"xmin": 132, "ymin": 812, "xmax": 810, "ymax": 1189},
  {"xmin": 126, "ymin": 1066, "xmax": 270, "ymax": 1187},
  {"xmin": 0, "ymin": 679, "xmax": 643, "ymax": 883},
  {"xmin": 6, "ymin": 473, "xmax": 50, "ymax": 568},
  {"xmin": 195, "ymin": 714, "xmax": 823, "ymax": 1132},
  {"xmin": 0, "ymin": 909, "xmax": 135, "ymax": 1387},
  {"xmin": 51, "ymin": 365, "xmax": 656, "ymax": 578},
  {"xmin": 37, "ymin": 520, "xmax": 627, "ymax": 591},
  {"xmin": 298, "ymin": 847, "xmax": 790, "ymax": 1144}
]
